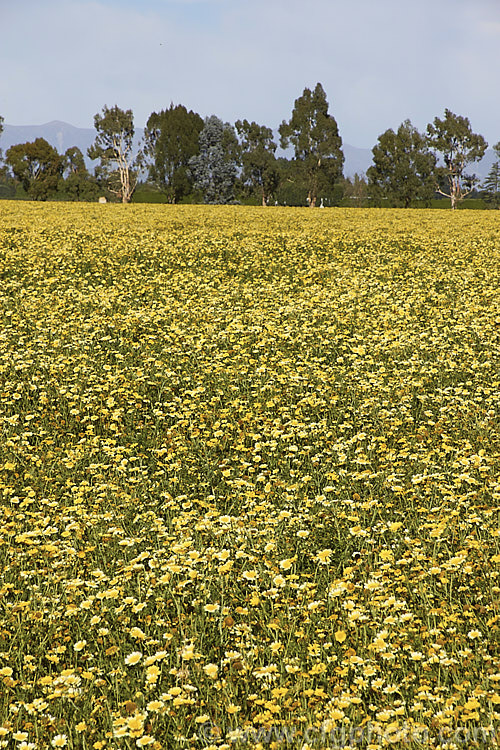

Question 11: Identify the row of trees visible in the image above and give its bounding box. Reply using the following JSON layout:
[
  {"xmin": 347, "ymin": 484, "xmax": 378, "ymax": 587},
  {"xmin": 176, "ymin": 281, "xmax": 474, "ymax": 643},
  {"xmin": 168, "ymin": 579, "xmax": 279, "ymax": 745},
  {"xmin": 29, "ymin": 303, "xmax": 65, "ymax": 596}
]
[{"xmin": 1, "ymin": 86, "xmax": 499, "ymax": 208}]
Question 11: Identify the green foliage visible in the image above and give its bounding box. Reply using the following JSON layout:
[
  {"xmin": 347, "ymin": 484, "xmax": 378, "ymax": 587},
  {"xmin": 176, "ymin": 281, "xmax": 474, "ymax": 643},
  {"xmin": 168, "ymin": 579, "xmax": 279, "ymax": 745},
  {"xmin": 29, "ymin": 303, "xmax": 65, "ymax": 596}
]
[
  {"xmin": 88, "ymin": 105, "xmax": 142, "ymax": 203},
  {"xmin": 5, "ymin": 138, "xmax": 62, "ymax": 200},
  {"xmin": 367, "ymin": 120, "xmax": 436, "ymax": 207},
  {"xmin": 132, "ymin": 183, "xmax": 169, "ymax": 203},
  {"xmin": 482, "ymin": 142, "xmax": 500, "ymax": 207},
  {"xmin": 279, "ymin": 83, "xmax": 344, "ymax": 207},
  {"xmin": 144, "ymin": 104, "xmax": 204, "ymax": 203},
  {"xmin": 427, "ymin": 109, "xmax": 487, "ymax": 209},
  {"xmin": 60, "ymin": 146, "xmax": 100, "ymax": 201},
  {"xmin": 235, "ymin": 119, "xmax": 279, "ymax": 205},
  {"xmin": 189, "ymin": 116, "xmax": 240, "ymax": 204}
]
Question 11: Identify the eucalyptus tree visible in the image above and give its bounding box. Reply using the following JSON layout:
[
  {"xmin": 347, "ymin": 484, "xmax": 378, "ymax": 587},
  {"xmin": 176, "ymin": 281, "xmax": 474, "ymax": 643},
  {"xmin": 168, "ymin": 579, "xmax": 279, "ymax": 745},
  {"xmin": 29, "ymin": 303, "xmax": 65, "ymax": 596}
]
[
  {"xmin": 5, "ymin": 138, "xmax": 62, "ymax": 200},
  {"xmin": 367, "ymin": 120, "xmax": 436, "ymax": 207},
  {"xmin": 235, "ymin": 119, "xmax": 279, "ymax": 205},
  {"xmin": 189, "ymin": 115, "xmax": 239, "ymax": 204},
  {"xmin": 279, "ymin": 83, "xmax": 343, "ymax": 207},
  {"xmin": 88, "ymin": 105, "xmax": 143, "ymax": 203},
  {"xmin": 480, "ymin": 141, "xmax": 500, "ymax": 207},
  {"xmin": 426, "ymin": 109, "xmax": 487, "ymax": 209},
  {"xmin": 144, "ymin": 104, "xmax": 204, "ymax": 202}
]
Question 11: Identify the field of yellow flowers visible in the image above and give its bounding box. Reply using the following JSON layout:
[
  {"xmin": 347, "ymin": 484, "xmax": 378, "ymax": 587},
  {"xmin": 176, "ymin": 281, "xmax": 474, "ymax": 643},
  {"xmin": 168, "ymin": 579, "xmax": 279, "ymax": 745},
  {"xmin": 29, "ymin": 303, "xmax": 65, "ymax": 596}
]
[{"xmin": 0, "ymin": 203, "xmax": 499, "ymax": 749}]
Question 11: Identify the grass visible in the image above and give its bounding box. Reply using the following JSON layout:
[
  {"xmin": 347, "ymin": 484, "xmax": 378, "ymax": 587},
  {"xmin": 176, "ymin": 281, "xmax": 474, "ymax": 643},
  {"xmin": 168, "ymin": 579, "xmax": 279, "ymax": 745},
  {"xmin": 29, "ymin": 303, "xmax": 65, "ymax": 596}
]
[{"xmin": 0, "ymin": 203, "xmax": 499, "ymax": 749}]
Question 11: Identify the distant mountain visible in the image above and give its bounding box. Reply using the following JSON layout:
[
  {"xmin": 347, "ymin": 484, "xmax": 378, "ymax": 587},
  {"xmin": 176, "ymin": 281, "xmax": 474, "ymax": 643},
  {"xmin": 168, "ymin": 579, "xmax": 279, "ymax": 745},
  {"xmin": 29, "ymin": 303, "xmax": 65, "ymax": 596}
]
[
  {"xmin": 1, "ymin": 120, "xmax": 144, "ymax": 170},
  {"xmin": 0, "ymin": 120, "xmax": 496, "ymax": 183},
  {"xmin": 2, "ymin": 121, "xmax": 98, "ymax": 165}
]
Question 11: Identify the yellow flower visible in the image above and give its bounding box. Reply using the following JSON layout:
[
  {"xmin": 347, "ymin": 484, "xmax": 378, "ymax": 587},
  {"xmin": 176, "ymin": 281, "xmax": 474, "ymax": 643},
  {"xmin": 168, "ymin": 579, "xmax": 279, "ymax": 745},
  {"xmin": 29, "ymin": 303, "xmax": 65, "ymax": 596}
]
[
  {"xmin": 334, "ymin": 630, "xmax": 347, "ymax": 643},
  {"xmin": 242, "ymin": 569, "xmax": 258, "ymax": 581},
  {"xmin": 136, "ymin": 736, "xmax": 155, "ymax": 747},
  {"xmin": 195, "ymin": 714, "xmax": 211, "ymax": 723},
  {"xmin": 51, "ymin": 735, "xmax": 68, "ymax": 748},
  {"xmin": 130, "ymin": 627, "xmax": 146, "ymax": 640},
  {"xmin": 203, "ymin": 663, "xmax": 218, "ymax": 679},
  {"xmin": 315, "ymin": 548, "xmax": 333, "ymax": 564},
  {"xmin": 125, "ymin": 651, "xmax": 142, "ymax": 666},
  {"xmin": 388, "ymin": 521, "xmax": 403, "ymax": 532}
]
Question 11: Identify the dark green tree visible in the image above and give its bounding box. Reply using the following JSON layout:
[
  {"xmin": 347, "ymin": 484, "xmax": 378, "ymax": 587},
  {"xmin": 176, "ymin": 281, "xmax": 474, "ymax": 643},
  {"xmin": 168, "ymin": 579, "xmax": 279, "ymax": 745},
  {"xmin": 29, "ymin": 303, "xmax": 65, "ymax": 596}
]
[
  {"xmin": 189, "ymin": 116, "xmax": 239, "ymax": 204},
  {"xmin": 88, "ymin": 105, "xmax": 143, "ymax": 203},
  {"xmin": 0, "ymin": 115, "xmax": 4, "ymax": 161},
  {"xmin": 5, "ymin": 138, "xmax": 62, "ymax": 200},
  {"xmin": 426, "ymin": 109, "xmax": 487, "ymax": 209},
  {"xmin": 482, "ymin": 142, "xmax": 500, "ymax": 207},
  {"xmin": 367, "ymin": 120, "xmax": 436, "ymax": 207},
  {"xmin": 235, "ymin": 119, "xmax": 279, "ymax": 205},
  {"xmin": 279, "ymin": 83, "xmax": 343, "ymax": 207},
  {"xmin": 144, "ymin": 104, "xmax": 204, "ymax": 203},
  {"xmin": 62, "ymin": 146, "xmax": 99, "ymax": 201}
]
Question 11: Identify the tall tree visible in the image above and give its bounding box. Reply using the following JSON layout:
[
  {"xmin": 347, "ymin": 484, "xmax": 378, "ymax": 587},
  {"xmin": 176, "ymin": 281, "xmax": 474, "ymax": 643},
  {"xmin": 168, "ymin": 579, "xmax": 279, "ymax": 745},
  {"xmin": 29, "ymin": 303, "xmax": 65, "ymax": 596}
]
[
  {"xmin": 62, "ymin": 146, "xmax": 98, "ymax": 201},
  {"xmin": 482, "ymin": 142, "xmax": 500, "ymax": 207},
  {"xmin": 144, "ymin": 104, "xmax": 204, "ymax": 203},
  {"xmin": 235, "ymin": 119, "xmax": 279, "ymax": 206},
  {"xmin": 426, "ymin": 109, "xmax": 487, "ymax": 209},
  {"xmin": 279, "ymin": 83, "xmax": 343, "ymax": 207},
  {"xmin": 367, "ymin": 120, "xmax": 436, "ymax": 207},
  {"xmin": 5, "ymin": 138, "xmax": 62, "ymax": 200},
  {"xmin": 0, "ymin": 115, "xmax": 4, "ymax": 161},
  {"xmin": 189, "ymin": 116, "xmax": 239, "ymax": 204},
  {"xmin": 88, "ymin": 105, "xmax": 143, "ymax": 203}
]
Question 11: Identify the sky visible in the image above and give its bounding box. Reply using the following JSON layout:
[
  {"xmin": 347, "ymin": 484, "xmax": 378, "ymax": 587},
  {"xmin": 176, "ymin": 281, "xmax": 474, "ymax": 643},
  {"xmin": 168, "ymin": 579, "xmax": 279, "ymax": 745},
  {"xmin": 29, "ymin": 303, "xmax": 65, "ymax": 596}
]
[{"xmin": 2, "ymin": 0, "xmax": 500, "ymax": 149}]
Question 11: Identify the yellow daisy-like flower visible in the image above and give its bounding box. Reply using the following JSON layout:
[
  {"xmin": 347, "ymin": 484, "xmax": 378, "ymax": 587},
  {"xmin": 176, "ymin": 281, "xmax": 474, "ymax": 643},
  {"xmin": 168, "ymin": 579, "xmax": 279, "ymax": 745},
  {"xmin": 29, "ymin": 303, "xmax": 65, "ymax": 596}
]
[
  {"xmin": 136, "ymin": 736, "xmax": 155, "ymax": 747},
  {"xmin": 334, "ymin": 630, "xmax": 347, "ymax": 643},
  {"xmin": 315, "ymin": 549, "xmax": 333, "ymax": 564},
  {"xmin": 203, "ymin": 663, "xmax": 219, "ymax": 679},
  {"xmin": 125, "ymin": 651, "xmax": 142, "ymax": 666},
  {"xmin": 51, "ymin": 735, "xmax": 68, "ymax": 748},
  {"xmin": 242, "ymin": 570, "xmax": 258, "ymax": 581}
]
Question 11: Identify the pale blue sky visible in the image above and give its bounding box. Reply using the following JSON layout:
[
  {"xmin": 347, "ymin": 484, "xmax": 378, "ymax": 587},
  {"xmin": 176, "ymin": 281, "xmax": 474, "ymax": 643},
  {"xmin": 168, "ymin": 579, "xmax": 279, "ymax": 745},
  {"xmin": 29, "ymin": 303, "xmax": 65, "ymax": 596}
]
[{"xmin": 2, "ymin": 0, "xmax": 500, "ymax": 148}]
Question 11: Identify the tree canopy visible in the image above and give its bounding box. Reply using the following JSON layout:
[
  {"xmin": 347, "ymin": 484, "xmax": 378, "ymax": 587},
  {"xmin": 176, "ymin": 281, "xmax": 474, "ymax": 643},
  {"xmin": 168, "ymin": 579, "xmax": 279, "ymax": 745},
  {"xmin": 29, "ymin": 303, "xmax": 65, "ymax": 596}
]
[
  {"xmin": 189, "ymin": 116, "xmax": 239, "ymax": 204},
  {"xmin": 88, "ymin": 105, "xmax": 143, "ymax": 203},
  {"xmin": 279, "ymin": 83, "xmax": 344, "ymax": 207},
  {"xmin": 1, "ymin": 94, "xmax": 496, "ymax": 208},
  {"xmin": 5, "ymin": 138, "xmax": 62, "ymax": 200},
  {"xmin": 145, "ymin": 104, "xmax": 204, "ymax": 203},
  {"xmin": 426, "ymin": 109, "xmax": 487, "ymax": 209},
  {"xmin": 235, "ymin": 120, "xmax": 279, "ymax": 206},
  {"xmin": 367, "ymin": 120, "xmax": 436, "ymax": 207}
]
